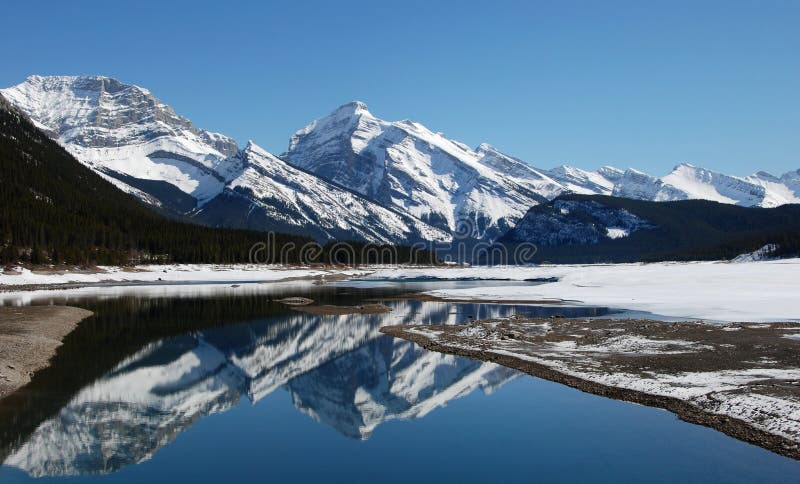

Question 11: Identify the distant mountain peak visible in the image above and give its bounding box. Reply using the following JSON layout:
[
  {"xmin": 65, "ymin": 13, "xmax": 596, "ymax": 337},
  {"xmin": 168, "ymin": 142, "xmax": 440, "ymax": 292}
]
[
  {"xmin": 244, "ymin": 139, "xmax": 264, "ymax": 152},
  {"xmin": 21, "ymin": 74, "xmax": 152, "ymax": 98},
  {"xmin": 624, "ymin": 167, "xmax": 649, "ymax": 175},
  {"xmin": 333, "ymin": 100, "xmax": 371, "ymax": 117},
  {"xmin": 755, "ymin": 170, "xmax": 778, "ymax": 180},
  {"xmin": 476, "ymin": 142, "xmax": 505, "ymax": 155}
]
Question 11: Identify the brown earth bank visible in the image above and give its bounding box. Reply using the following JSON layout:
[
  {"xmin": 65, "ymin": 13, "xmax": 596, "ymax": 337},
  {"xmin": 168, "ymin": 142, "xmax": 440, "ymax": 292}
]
[
  {"xmin": 381, "ymin": 317, "xmax": 800, "ymax": 460},
  {"xmin": 0, "ymin": 306, "xmax": 93, "ymax": 399}
]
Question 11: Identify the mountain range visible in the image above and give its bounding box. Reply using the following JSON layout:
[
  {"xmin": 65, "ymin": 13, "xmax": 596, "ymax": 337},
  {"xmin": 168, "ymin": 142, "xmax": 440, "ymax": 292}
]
[{"xmin": 3, "ymin": 75, "xmax": 799, "ymax": 244}]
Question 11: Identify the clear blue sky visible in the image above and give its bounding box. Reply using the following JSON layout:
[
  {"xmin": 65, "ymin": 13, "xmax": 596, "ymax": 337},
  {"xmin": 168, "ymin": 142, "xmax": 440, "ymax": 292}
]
[{"xmin": 2, "ymin": 0, "xmax": 798, "ymax": 176}]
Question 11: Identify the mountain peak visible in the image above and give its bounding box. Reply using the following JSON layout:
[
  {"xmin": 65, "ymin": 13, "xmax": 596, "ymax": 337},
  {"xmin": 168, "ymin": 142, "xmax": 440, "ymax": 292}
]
[
  {"xmin": 625, "ymin": 167, "xmax": 648, "ymax": 175},
  {"xmin": 333, "ymin": 100, "xmax": 371, "ymax": 117},
  {"xmin": 244, "ymin": 139, "xmax": 258, "ymax": 149},
  {"xmin": 672, "ymin": 162, "xmax": 698, "ymax": 172},
  {"xmin": 20, "ymin": 74, "xmax": 147, "ymax": 96},
  {"xmin": 25, "ymin": 74, "xmax": 107, "ymax": 83},
  {"xmin": 243, "ymin": 140, "xmax": 271, "ymax": 157},
  {"xmin": 476, "ymin": 142, "xmax": 497, "ymax": 154},
  {"xmin": 754, "ymin": 170, "xmax": 779, "ymax": 181}
]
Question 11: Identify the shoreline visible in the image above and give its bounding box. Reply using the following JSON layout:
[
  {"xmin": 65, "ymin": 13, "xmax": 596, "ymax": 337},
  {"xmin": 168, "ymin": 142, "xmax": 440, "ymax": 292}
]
[
  {"xmin": 0, "ymin": 306, "xmax": 93, "ymax": 399},
  {"xmin": 0, "ymin": 270, "xmax": 371, "ymax": 294},
  {"xmin": 0, "ymin": 264, "xmax": 377, "ymax": 293},
  {"xmin": 381, "ymin": 318, "xmax": 800, "ymax": 460},
  {"xmin": 3, "ymin": 259, "xmax": 800, "ymax": 323}
]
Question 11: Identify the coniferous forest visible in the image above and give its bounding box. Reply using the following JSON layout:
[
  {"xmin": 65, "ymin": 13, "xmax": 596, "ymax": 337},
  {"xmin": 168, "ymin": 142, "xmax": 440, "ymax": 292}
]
[{"xmin": 500, "ymin": 194, "xmax": 800, "ymax": 263}]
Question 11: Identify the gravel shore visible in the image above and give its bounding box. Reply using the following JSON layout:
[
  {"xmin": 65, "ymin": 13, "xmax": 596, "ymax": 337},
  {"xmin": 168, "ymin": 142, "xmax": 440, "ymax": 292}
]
[{"xmin": 0, "ymin": 306, "xmax": 93, "ymax": 399}]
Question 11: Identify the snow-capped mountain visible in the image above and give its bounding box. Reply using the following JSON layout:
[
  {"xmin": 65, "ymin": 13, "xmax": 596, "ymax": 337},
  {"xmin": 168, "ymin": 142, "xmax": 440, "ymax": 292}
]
[
  {"xmin": 284, "ymin": 101, "xmax": 548, "ymax": 240},
  {"xmin": 193, "ymin": 141, "xmax": 449, "ymax": 242},
  {"xmin": 1, "ymin": 75, "xmax": 238, "ymax": 207}
]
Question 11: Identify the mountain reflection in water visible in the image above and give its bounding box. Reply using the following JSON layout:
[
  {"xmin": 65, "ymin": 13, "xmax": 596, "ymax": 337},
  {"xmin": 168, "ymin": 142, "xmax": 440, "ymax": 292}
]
[{"xmin": 0, "ymin": 283, "xmax": 593, "ymax": 477}]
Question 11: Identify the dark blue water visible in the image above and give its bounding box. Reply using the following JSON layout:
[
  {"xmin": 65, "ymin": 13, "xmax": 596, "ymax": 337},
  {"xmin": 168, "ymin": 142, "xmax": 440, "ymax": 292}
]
[{"xmin": 0, "ymin": 282, "xmax": 798, "ymax": 483}]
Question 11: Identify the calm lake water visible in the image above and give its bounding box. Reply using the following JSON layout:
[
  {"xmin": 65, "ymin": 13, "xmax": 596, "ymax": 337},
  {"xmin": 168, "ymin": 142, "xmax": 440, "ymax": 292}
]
[{"xmin": 1, "ymin": 281, "xmax": 799, "ymax": 483}]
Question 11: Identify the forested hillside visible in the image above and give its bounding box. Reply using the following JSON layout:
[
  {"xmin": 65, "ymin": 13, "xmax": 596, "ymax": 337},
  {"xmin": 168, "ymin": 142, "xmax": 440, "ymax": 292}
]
[{"xmin": 500, "ymin": 194, "xmax": 800, "ymax": 263}]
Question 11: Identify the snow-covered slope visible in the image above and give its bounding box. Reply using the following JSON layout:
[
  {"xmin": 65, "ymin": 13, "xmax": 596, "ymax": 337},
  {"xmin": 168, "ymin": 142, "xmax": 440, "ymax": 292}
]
[
  {"xmin": 545, "ymin": 165, "xmax": 618, "ymax": 195},
  {"xmin": 747, "ymin": 170, "xmax": 800, "ymax": 207},
  {"xmin": 611, "ymin": 168, "xmax": 685, "ymax": 201},
  {"xmin": 659, "ymin": 164, "xmax": 765, "ymax": 205},
  {"xmin": 1, "ymin": 75, "xmax": 238, "ymax": 206},
  {"xmin": 194, "ymin": 142, "xmax": 450, "ymax": 242},
  {"xmin": 474, "ymin": 143, "xmax": 563, "ymax": 199},
  {"xmin": 284, "ymin": 102, "xmax": 548, "ymax": 240}
]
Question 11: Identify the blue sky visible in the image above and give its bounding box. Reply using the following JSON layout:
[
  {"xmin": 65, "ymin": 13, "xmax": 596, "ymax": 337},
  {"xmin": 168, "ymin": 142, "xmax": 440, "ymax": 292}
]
[{"xmin": 2, "ymin": 0, "xmax": 798, "ymax": 176}]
